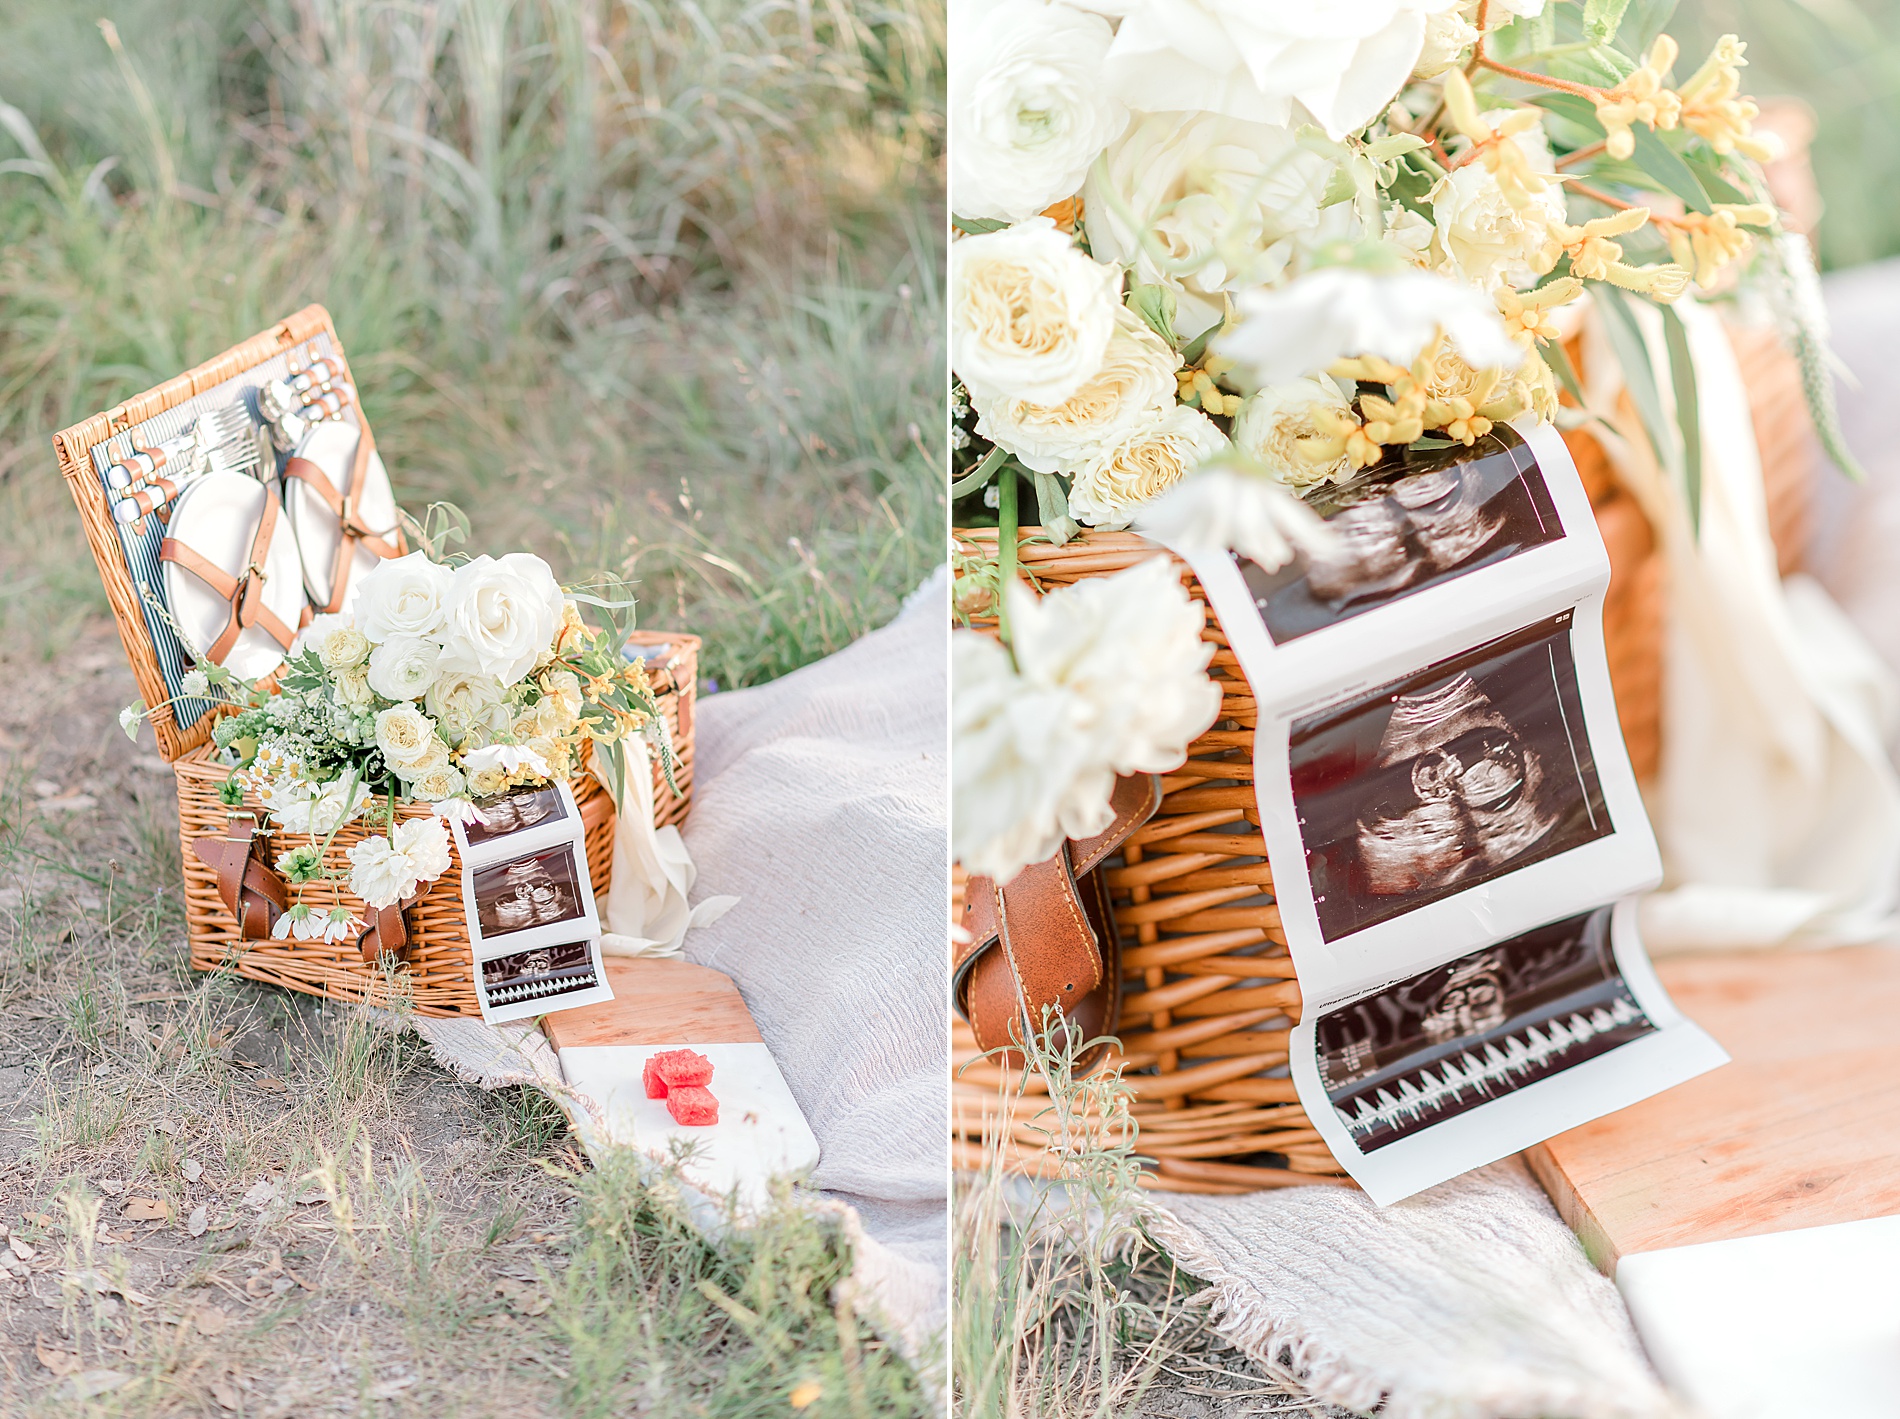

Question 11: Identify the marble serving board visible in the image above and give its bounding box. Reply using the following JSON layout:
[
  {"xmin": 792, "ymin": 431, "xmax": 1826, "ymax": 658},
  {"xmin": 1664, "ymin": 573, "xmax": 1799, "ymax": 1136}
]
[{"xmin": 542, "ymin": 958, "xmax": 819, "ymax": 1214}]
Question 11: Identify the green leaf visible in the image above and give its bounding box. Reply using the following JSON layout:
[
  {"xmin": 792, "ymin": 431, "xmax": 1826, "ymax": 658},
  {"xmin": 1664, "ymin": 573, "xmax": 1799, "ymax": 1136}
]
[
  {"xmin": 1594, "ymin": 285, "xmax": 1677, "ymax": 481},
  {"xmin": 1681, "ymin": 151, "xmax": 1747, "ymax": 205},
  {"xmin": 1126, "ymin": 282, "xmax": 1178, "ymax": 346},
  {"xmin": 950, "ymin": 444, "xmax": 1007, "ymax": 499},
  {"xmin": 1319, "ymin": 166, "xmax": 1357, "ymax": 208},
  {"xmin": 1628, "ymin": 124, "xmax": 1713, "ymax": 214},
  {"xmin": 1031, "ymin": 470, "xmax": 1080, "ymax": 546},
  {"xmin": 953, "ymin": 215, "xmax": 1009, "ymax": 235},
  {"xmin": 1531, "ymin": 92, "xmax": 1608, "ymax": 151},
  {"xmin": 1616, "ymin": 0, "xmax": 1679, "ymax": 59},
  {"xmin": 1581, "ymin": 0, "xmax": 1633, "ymax": 44},
  {"xmin": 1544, "ymin": 337, "xmax": 1589, "ymax": 410},
  {"xmin": 1658, "ymin": 304, "xmax": 1703, "ymax": 535}
]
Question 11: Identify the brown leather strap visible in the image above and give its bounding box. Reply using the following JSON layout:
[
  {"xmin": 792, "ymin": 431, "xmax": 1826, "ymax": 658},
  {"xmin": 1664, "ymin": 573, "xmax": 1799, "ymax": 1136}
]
[
  {"xmin": 355, "ymin": 900, "xmax": 415, "ymax": 964},
  {"xmin": 160, "ymin": 492, "xmax": 298, "ymax": 663},
  {"xmin": 285, "ymin": 424, "xmax": 406, "ymax": 616},
  {"xmin": 191, "ymin": 817, "xmax": 288, "ymax": 940}
]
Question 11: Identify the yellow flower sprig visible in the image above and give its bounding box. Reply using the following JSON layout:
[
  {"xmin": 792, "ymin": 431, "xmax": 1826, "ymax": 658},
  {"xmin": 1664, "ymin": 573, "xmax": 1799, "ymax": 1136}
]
[
  {"xmin": 1594, "ymin": 36, "xmax": 1683, "ymax": 161},
  {"xmin": 1677, "ymin": 35, "xmax": 1777, "ymax": 162},
  {"xmin": 1440, "ymin": 70, "xmax": 1557, "ymax": 210},
  {"xmin": 1533, "ymin": 204, "xmax": 1692, "ymax": 301},
  {"xmin": 1666, "ymin": 203, "xmax": 1777, "ymax": 286},
  {"xmin": 1496, "ymin": 277, "xmax": 1582, "ymax": 348}
]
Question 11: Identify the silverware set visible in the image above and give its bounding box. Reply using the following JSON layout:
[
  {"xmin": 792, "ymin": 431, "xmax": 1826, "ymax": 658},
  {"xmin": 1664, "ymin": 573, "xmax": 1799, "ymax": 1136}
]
[
  {"xmin": 260, "ymin": 357, "xmax": 356, "ymax": 449},
  {"xmin": 108, "ymin": 405, "xmax": 263, "ymax": 526}
]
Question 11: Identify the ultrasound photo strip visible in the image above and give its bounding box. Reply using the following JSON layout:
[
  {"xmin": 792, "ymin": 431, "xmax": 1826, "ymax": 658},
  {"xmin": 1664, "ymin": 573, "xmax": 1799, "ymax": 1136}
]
[{"xmin": 475, "ymin": 935, "xmax": 613, "ymax": 1025}]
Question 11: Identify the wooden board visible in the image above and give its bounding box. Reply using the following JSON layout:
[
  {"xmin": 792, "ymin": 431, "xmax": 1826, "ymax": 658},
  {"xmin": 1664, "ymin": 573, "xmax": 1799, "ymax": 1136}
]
[
  {"xmin": 542, "ymin": 958, "xmax": 762, "ymax": 1050},
  {"xmin": 1526, "ymin": 946, "xmax": 1900, "ymax": 1272}
]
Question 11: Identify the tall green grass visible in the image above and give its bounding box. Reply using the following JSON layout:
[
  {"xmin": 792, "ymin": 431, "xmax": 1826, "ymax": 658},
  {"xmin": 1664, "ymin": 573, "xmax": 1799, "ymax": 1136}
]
[{"xmin": 0, "ymin": 0, "xmax": 944, "ymax": 686}]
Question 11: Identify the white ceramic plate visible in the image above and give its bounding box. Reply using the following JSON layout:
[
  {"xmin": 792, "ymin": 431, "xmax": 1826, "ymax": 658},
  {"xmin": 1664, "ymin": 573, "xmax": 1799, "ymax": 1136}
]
[
  {"xmin": 161, "ymin": 472, "xmax": 308, "ymax": 682},
  {"xmin": 283, "ymin": 419, "xmax": 400, "ymax": 616}
]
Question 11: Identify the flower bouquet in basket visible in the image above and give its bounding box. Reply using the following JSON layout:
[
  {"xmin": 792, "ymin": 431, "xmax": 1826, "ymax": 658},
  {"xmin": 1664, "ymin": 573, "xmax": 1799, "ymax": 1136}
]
[
  {"xmin": 948, "ymin": 2, "xmax": 1850, "ymax": 1187},
  {"xmin": 123, "ymin": 510, "xmax": 676, "ymax": 947}
]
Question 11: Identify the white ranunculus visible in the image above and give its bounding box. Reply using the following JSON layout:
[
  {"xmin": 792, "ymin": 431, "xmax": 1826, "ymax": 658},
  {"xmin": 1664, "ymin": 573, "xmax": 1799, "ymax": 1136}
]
[
  {"xmin": 1430, "ymin": 113, "xmax": 1565, "ymax": 292},
  {"xmin": 1098, "ymin": 0, "xmax": 1460, "ymax": 140},
  {"xmin": 425, "ymin": 671, "xmax": 511, "ymax": 749},
  {"xmin": 954, "ymin": 558, "xmax": 1221, "ymax": 883},
  {"xmin": 1218, "ymin": 266, "xmax": 1522, "ymax": 386},
  {"xmin": 351, "ymin": 552, "xmax": 454, "ymax": 643},
  {"xmin": 951, "ymin": 217, "xmax": 1122, "ymax": 406},
  {"xmin": 392, "ymin": 816, "xmax": 452, "ymax": 881},
  {"xmin": 373, "ymin": 702, "xmax": 441, "ymax": 774},
  {"xmin": 263, "ymin": 776, "xmax": 368, "ymax": 835},
  {"xmin": 1230, "ymin": 376, "xmax": 1358, "ymax": 489},
  {"xmin": 1083, "ymin": 112, "xmax": 1335, "ymax": 340},
  {"xmin": 950, "ymin": 0, "xmax": 1126, "ymax": 224},
  {"xmin": 347, "ymin": 836, "xmax": 420, "ymax": 909},
  {"xmin": 365, "ymin": 635, "xmax": 442, "ymax": 702},
  {"xmin": 1137, "ymin": 468, "xmax": 1335, "ymax": 573},
  {"xmin": 1068, "ymin": 403, "xmax": 1228, "ymax": 528},
  {"xmin": 436, "ymin": 553, "xmax": 564, "ymax": 686},
  {"xmin": 971, "ymin": 305, "xmax": 1179, "ymax": 474}
]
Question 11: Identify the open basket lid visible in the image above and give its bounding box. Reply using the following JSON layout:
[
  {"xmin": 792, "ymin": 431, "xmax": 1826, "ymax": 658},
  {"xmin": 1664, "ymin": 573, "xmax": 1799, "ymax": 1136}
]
[{"xmin": 50, "ymin": 305, "xmax": 393, "ymax": 763}]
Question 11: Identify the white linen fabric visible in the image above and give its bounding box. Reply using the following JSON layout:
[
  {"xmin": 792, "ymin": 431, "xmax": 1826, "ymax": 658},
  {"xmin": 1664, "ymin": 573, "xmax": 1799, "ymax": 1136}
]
[
  {"xmin": 1575, "ymin": 295, "xmax": 1900, "ymax": 952},
  {"xmin": 1149, "ymin": 1162, "xmax": 1682, "ymax": 1419},
  {"xmin": 599, "ymin": 734, "xmax": 738, "ymax": 958}
]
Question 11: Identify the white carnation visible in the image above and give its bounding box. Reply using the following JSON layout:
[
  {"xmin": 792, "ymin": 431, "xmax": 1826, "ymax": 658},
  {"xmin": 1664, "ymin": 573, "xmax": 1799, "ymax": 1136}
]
[
  {"xmin": 1230, "ymin": 376, "xmax": 1357, "ymax": 489},
  {"xmin": 950, "ymin": 0, "xmax": 1126, "ymax": 224},
  {"xmin": 1083, "ymin": 111, "xmax": 1336, "ymax": 340},
  {"xmin": 351, "ymin": 552, "xmax": 454, "ymax": 642},
  {"xmin": 951, "ymin": 217, "xmax": 1122, "ymax": 406},
  {"xmin": 347, "ymin": 837, "xmax": 420, "ymax": 910},
  {"xmin": 262, "ymin": 776, "xmax": 368, "ymax": 835},
  {"xmin": 180, "ymin": 669, "xmax": 210, "ymax": 697},
  {"xmin": 1067, "ymin": 403, "xmax": 1228, "ymax": 529},
  {"xmin": 365, "ymin": 635, "xmax": 442, "ymax": 701},
  {"xmin": 436, "ymin": 553, "xmax": 564, "ymax": 686},
  {"xmin": 954, "ymin": 558, "xmax": 1221, "ymax": 883},
  {"xmin": 1099, "ymin": 0, "xmax": 1460, "ymax": 140},
  {"xmin": 971, "ymin": 305, "xmax": 1179, "ymax": 475},
  {"xmin": 392, "ymin": 816, "xmax": 452, "ymax": 881},
  {"xmin": 1218, "ymin": 266, "xmax": 1522, "ymax": 387},
  {"xmin": 1430, "ymin": 113, "xmax": 1565, "ymax": 292},
  {"xmin": 1137, "ymin": 468, "xmax": 1334, "ymax": 573}
]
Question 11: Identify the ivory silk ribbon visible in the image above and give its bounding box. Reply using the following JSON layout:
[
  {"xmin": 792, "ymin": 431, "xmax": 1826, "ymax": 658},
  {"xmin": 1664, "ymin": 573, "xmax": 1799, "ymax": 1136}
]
[{"xmin": 594, "ymin": 736, "xmax": 738, "ymax": 958}]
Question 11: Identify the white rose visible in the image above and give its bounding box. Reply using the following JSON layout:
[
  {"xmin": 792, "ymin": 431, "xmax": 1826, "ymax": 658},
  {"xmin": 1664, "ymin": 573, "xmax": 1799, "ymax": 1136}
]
[
  {"xmin": 347, "ymin": 837, "xmax": 420, "ymax": 909},
  {"xmin": 1099, "ymin": 0, "xmax": 1460, "ymax": 140},
  {"xmin": 408, "ymin": 763, "xmax": 468, "ymax": 803},
  {"xmin": 425, "ymin": 671, "xmax": 511, "ymax": 749},
  {"xmin": 1430, "ymin": 113, "xmax": 1565, "ymax": 292},
  {"xmin": 365, "ymin": 635, "xmax": 442, "ymax": 701},
  {"xmin": 373, "ymin": 703, "xmax": 441, "ymax": 773},
  {"xmin": 319, "ymin": 625, "xmax": 371, "ymax": 672},
  {"xmin": 392, "ymin": 816, "xmax": 453, "ymax": 881},
  {"xmin": 1083, "ymin": 112, "xmax": 1336, "ymax": 339},
  {"xmin": 393, "ymin": 734, "xmax": 451, "ymax": 782},
  {"xmin": 1218, "ymin": 266, "xmax": 1522, "ymax": 387},
  {"xmin": 292, "ymin": 611, "xmax": 350, "ymax": 658},
  {"xmin": 971, "ymin": 305, "xmax": 1179, "ymax": 475},
  {"xmin": 351, "ymin": 552, "xmax": 454, "ymax": 642},
  {"xmin": 263, "ymin": 776, "xmax": 367, "ymax": 835},
  {"xmin": 1137, "ymin": 467, "xmax": 1334, "ymax": 574},
  {"xmin": 1067, "ymin": 403, "xmax": 1228, "ymax": 528},
  {"xmin": 953, "ymin": 559, "xmax": 1221, "ymax": 883},
  {"xmin": 333, "ymin": 666, "xmax": 375, "ymax": 711},
  {"xmin": 436, "ymin": 553, "xmax": 564, "ymax": 686},
  {"xmin": 951, "ymin": 217, "xmax": 1121, "ymax": 406},
  {"xmin": 950, "ymin": 0, "xmax": 1126, "ymax": 224},
  {"xmin": 1230, "ymin": 376, "xmax": 1358, "ymax": 489}
]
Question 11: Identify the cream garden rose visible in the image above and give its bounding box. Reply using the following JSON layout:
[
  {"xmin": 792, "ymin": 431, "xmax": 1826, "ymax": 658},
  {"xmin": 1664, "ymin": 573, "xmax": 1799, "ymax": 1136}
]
[
  {"xmin": 970, "ymin": 305, "xmax": 1179, "ymax": 474},
  {"xmin": 1230, "ymin": 376, "xmax": 1358, "ymax": 489},
  {"xmin": 1430, "ymin": 113, "xmax": 1566, "ymax": 292},
  {"xmin": 951, "ymin": 217, "xmax": 1121, "ymax": 406},
  {"xmin": 949, "ymin": 0, "xmax": 1126, "ymax": 224},
  {"xmin": 436, "ymin": 553, "xmax": 565, "ymax": 685},
  {"xmin": 1067, "ymin": 403, "xmax": 1228, "ymax": 527},
  {"xmin": 373, "ymin": 703, "xmax": 440, "ymax": 774},
  {"xmin": 424, "ymin": 671, "xmax": 510, "ymax": 749},
  {"xmin": 351, "ymin": 552, "xmax": 454, "ymax": 642}
]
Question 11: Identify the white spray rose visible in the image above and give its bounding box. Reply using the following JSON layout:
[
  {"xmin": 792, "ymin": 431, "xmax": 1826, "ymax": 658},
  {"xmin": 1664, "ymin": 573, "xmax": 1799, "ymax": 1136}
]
[
  {"xmin": 1218, "ymin": 266, "xmax": 1522, "ymax": 387},
  {"xmin": 351, "ymin": 552, "xmax": 454, "ymax": 642},
  {"xmin": 950, "ymin": 0, "xmax": 1126, "ymax": 224},
  {"xmin": 436, "ymin": 553, "xmax": 565, "ymax": 686},
  {"xmin": 1083, "ymin": 112, "xmax": 1336, "ymax": 339},
  {"xmin": 1430, "ymin": 112, "xmax": 1565, "ymax": 292},
  {"xmin": 1098, "ymin": 0, "xmax": 1460, "ymax": 140},
  {"xmin": 953, "ymin": 558, "xmax": 1221, "ymax": 883},
  {"xmin": 373, "ymin": 703, "xmax": 441, "ymax": 775},
  {"xmin": 365, "ymin": 635, "xmax": 442, "ymax": 701},
  {"xmin": 1067, "ymin": 403, "xmax": 1228, "ymax": 528},
  {"xmin": 425, "ymin": 671, "xmax": 511, "ymax": 749},
  {"xmin": 951, "ymin": 217, "xmax": 1122, "ymax": 406},
  {"xmin": 1230, "ymin": 376, "xmax": 1358, "ymax": 489},
  {"xmin": 971, "ymin": 305, "xmax": 1179, "ymax": 475},
  {"xmin": 1137, "ymin": 468, "xmax": 1335, "ymax": 573}
]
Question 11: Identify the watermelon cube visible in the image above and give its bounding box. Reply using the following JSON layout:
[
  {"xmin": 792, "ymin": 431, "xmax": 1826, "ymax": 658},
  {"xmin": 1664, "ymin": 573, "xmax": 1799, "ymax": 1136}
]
[
  {"xmin": 642, "ymin": 1055, "xmax": 668, "ymax": 1099},
  {"xmin": 666, "ymin": 1085, "xmax": 719, "ymax": 1127},
  {"xmin": 654, "ymin": 1049, "xmax": 713, "ymax": 1090}
]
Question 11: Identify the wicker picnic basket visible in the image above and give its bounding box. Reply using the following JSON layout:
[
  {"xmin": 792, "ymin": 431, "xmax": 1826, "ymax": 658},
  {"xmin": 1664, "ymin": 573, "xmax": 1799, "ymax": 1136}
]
[
  {"xmin": 952, "ymin": 321, "xmax": 1816, "ymax": 1193},
  {"xmin": 52, "ymin": 305, "xmax": 698, "ymax": 1016}
]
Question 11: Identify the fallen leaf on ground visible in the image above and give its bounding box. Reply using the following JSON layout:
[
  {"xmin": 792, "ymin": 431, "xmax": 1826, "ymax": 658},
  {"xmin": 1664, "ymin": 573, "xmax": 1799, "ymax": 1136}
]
[
  {"xmin": 34, "ymin": 1335, "xmax": 79, "ymax": 1375},
  {"xmin": 182, "ymin": 1159, "xmax": 203, "ymax": 1183},
  {"xmin": 186, "ymin": 1204, "xmax": 209, "ymax": 1238},
  {"xmin": 122, "ymin": 1197, "xmax": 169, "ymax": 1222},
  {"xmin": 9, "ymin": 1235, "xmax": 34, "ymax": 1261},
  {"xmin": 97, "ymin": 1179, "xmax": 126, "ymax": 1197},
  {"xmin": 241, "ymin": 1179, "xmax": 277, "ymax": 1210},
  {"xmin": 194, "ymin": 1305, "xmax": 229, "ymax": 1336},
  {"xmin": 790, "ymin": 1381, "xmax": 823, "ymax": 1409},
  {"xmin": 154, "ymin": 1119, "xmax": 177, "ymax": 1135},
  {"xmin": 66, "ymin": 1369, "xmax": 129, "ymax": 1398},
  {"xmin": 252, "ymin": 1076, "xmax": 290, "ymax": 1094},
  {"xmin": 210, "ymin": 1379, "xmax": 240, "ymax": 1411},
  {"xmin": 368, "ymin": 1376, "xmax": 417, "ymax": 1400}
]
